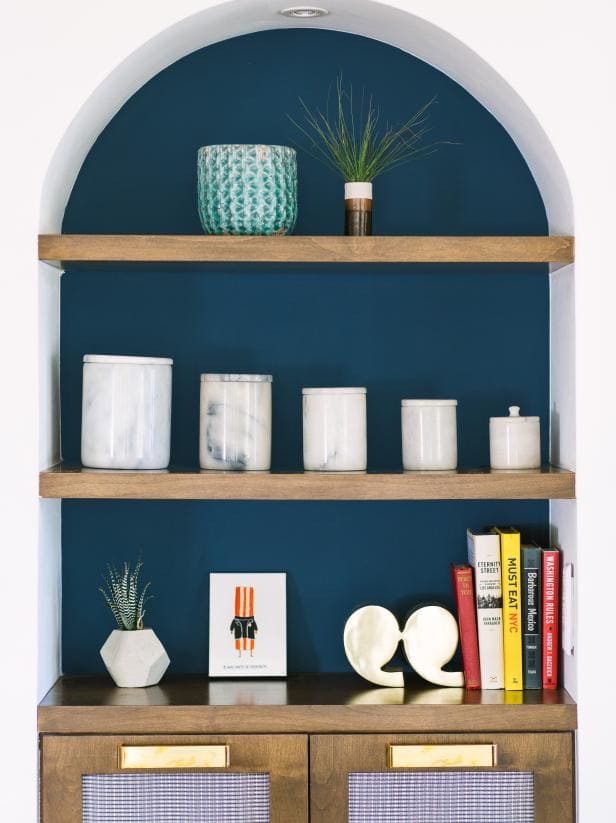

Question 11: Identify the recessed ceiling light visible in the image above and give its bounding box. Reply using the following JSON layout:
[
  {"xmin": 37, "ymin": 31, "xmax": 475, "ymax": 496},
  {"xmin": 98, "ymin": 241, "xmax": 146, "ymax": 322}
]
[{"xmin": 280, "ymin": 6, "xmax": 330, "ymax": 18}]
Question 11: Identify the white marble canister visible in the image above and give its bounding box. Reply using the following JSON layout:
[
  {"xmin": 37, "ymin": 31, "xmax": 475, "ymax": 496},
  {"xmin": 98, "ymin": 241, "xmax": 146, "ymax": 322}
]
[
  {"xmin": 303, "ymin": 387, "xmax": 367, "ymax": 471},
  {"xmin": 402, "ymin": 399, "xmax": 458, "ymax": 471},
  {"xmin": 81, "ymin": 355, "xmax": 173, "ymax": 470},
  {"xmin": 200, "ymin": 374, "xmax": 272, "ymax": 470},
  {"xmin": 490, "ymin": 405, "xmax": 540, "ymax": 469}
]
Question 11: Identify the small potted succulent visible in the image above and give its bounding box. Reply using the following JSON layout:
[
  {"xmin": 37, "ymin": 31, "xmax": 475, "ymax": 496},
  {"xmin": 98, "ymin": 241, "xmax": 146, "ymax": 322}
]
[
  {"xmin": 99, "ymin": 559, "xmax": 170, "ymax": 688},
  {"xmin": 290, "ymin": 76, "xmax": 443, "ymax": 235}
]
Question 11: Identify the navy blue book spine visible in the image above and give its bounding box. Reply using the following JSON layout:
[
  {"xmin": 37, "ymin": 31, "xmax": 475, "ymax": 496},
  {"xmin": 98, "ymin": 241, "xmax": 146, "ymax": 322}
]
[{"xmin": 522, "ymin": 546, "xmax": 542, "ymax": 689}]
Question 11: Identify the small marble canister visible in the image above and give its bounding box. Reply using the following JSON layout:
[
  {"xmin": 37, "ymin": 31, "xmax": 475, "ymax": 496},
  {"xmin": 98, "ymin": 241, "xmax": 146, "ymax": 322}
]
[
  {"xmin": 402, "ymin": 399, "xmax": 458, "ymax": 471},
  {"xmin": 490, "ymin": 405, "xmax": 540, "ymax": 469},
  {"xmin": 81, "ymin": 354, "xmax": 173, "ymax": 470},
  {"xmin": 303, "ymin": 387, "xmax": 367, "ymax": 471},
  {"xmin": 200, "ymin": 374, "xmax": 272, "ymax": 470}
]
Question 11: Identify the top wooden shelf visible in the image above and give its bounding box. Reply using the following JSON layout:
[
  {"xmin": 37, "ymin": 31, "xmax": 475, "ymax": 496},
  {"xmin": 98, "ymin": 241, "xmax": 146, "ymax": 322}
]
[
  {"xmin": 38, "ymin": 674, "xmax": 576, "ymax": 734},
  {"xmin": 39, "ymin": 234, "xmax": 574, "ymax": 265}
]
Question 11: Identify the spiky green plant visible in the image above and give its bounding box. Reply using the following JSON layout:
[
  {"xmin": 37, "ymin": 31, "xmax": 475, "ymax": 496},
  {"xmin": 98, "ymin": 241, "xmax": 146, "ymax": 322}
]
[
  {"xmin": 289, "ymin": 76, "xmax": 443, "ymax": 182},
  {"xmin": 100, "ymin": 559, "xmax": 152, "ymax": 630}
]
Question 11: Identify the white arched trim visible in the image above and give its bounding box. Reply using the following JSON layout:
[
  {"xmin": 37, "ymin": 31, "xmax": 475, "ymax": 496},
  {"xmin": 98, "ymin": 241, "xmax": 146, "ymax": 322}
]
[{"xmin": 40, "ymin": 0, "xmax": 572, "ymax": 234}]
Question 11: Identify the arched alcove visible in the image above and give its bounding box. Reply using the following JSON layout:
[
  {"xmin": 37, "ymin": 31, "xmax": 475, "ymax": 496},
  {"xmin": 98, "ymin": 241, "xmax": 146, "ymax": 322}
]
[{"xmin": 40, "ymin": 0, "xmax": 572, "ymax": 233}]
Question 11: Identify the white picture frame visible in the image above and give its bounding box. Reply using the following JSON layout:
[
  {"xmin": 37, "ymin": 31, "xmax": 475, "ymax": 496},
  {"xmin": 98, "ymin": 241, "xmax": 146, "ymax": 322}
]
[{"xmin": 209, "ymin": 573, "xmax": 287, "ymax": 677}]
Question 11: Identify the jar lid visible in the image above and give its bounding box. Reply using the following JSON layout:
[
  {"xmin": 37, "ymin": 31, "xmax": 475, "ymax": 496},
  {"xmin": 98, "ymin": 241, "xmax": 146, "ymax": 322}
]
[
  {"xmin": 402, "ymin": 399, "xmax": 457, "ymax": 407},
  {"xmin": 83, "ymin": 354, "xmax": 173, "ymax": 365},
  {"xmin": 490, "ymin": 405, "xmax": 539, "ymax": 423},
  {"xmin": 302, "ymin": 387, "xmax": 367, "ymax": 395},
  {"xmin": 200, "ymin": 373, "xmax": 273, "ymax": 382}
]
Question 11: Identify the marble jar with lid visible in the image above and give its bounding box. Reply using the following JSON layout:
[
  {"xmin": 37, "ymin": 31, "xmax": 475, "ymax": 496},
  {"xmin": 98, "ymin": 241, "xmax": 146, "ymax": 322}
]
[
  {"xmin": 402, "ymin": 399, "xmax": 458, "ymax": 471},
  {"xmin": 303, "ymin": 387, "xmax": 367, "ymax": 471},
  {"xmin": 489, "ymin": 405, "xmax": 541, "ymax": 469},
  {"xmin": 200, "ymin": 374, "xmax": 272, "ymax": 471},
  {"xmin": 81, "ymin": 354, "xmax": 173, "ymax": 470}
]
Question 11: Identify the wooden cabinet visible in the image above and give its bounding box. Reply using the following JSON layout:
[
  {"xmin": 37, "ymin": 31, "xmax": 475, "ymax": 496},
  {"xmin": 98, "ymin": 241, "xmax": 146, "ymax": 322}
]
[
  {"xmin": 310, "ymin": 732, "xmax": 574, "ymax": 822},
  {"xmin": 39, "ymin": 675, "xmax": 576, "ymax": 823},
  {"xmin": 41, "ymin": 733, "xmax": 308, "ymax": 823}
]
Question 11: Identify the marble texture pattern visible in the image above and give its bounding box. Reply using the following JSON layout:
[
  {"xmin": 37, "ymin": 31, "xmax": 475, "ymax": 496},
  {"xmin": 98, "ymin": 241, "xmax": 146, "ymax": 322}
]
[
  {"xmin": 81, "ymin": 356, "xmax": 172, "ymax": 470},
  {"xmin": 200, "ymin": 375, "xmax": 272, "ymax": 471},
  {"xmin": 303, "ymin": 388, "xmax": 367, "ymax": 471},
  {"xmin": 490, "ymin": 405, "xmax": 541, "ymax": 469},
  {"xmin": 402, "ymin": 399, "xmax": 458, "ymax": 471},
  {"xmin": 100, "ymin": 628, "xmax": 170, "ymax": 688}
]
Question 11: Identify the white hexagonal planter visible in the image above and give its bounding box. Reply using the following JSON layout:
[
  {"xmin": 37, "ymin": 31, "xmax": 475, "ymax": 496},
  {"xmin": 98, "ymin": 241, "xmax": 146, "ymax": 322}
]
[{"xmin": 100, "ymin": 628, "xmax": 170, "ymax": 688}]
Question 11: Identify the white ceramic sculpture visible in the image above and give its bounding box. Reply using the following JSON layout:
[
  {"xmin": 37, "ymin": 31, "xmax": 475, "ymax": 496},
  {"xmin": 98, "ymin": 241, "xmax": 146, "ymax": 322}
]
[
  {"xmin": 343, "ymin": 606, "xmax": 404, "ymax": 687},
  {"xmin": 100, "ymin": 629, "xmax": 170, "ymax": 688},
  {"xmin": 343, "ymin": 604, "xmax": 464, "ymax": 688}
]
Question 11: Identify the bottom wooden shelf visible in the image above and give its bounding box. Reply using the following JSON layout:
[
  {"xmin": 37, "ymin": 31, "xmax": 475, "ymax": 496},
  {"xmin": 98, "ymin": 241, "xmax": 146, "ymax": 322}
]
[{"xmin": 38, "ymin": 674, "xmax": 576, "ymax": 734}]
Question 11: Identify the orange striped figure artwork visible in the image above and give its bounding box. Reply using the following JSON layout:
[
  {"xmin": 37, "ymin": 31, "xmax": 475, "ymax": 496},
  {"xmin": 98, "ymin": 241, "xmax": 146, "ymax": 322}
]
[
  {"xmin": 209, "ymin": 573, "xmax": 286, "ymax": 677},
  {"xmin": 230, "ymin": 586, "xmax": 258, "ymax": 657}
]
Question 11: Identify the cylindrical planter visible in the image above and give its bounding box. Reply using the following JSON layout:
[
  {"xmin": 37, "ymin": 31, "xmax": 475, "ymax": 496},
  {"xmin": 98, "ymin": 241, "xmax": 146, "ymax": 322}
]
[
  {"xmin": 303, "ymin": 387, "xmax": 367, "ymax": 471},
  {"xmin": 100, "ymin": 628, "xmax": 170, "ymax": 688},
  {"xmin": 344, "ymin": 182, "xmax": 372, "ymax": 236},
  {"xmin": 490, "ymin": 405, "xmax": 540, "ymax": 470},
  {"xmin": 197, "ymin": 144, "xmax": 297, "ymax": 235},
  {"xmin": 81, "ymin": 355, "xmax": 172, "ymax": 470},
  {"xmin": 200, "ymin": 374, "xmax": 272, "ymax": 470},
  {"xmin": 402, "ymin": 399, "xmax": 458, "ymax": 471}
]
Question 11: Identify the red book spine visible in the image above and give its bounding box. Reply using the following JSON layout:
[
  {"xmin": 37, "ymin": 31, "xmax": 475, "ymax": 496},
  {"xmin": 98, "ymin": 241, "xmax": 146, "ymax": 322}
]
[
  {"xmin": 451, "ymin": 564, "xmax": 481, "ymax": 689},
  {"xmin": 542, "ymin": 549, "xmax": 560, "ymax": 689}
]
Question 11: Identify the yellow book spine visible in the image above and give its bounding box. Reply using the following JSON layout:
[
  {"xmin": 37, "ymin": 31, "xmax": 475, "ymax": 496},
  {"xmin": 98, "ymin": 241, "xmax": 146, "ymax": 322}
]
[{"xmin": 497, "ymin": 529, "xmax": 523, "ymax": 690}]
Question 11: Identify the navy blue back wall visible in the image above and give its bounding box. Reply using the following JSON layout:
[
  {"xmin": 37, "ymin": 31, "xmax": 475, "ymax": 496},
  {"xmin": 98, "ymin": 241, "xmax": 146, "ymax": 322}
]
[{"xmin": 61, "ymin": 29, "xmax": 549, "ymax": 674}]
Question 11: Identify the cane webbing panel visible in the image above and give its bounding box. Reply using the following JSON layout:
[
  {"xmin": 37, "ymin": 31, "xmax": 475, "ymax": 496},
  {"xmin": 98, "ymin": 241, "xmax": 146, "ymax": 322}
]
[
  {"xmin": 82, "ymin": 773, "xmax": 269, "ymax": 822},
  {"xmin": 348, "ymin": 771, "xmax": 534, "ymax": 823}
]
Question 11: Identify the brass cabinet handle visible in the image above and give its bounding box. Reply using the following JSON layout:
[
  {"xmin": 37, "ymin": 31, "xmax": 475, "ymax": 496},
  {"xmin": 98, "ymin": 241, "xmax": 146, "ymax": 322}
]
[
  {"xmin": 387, "ymin": 744, "xmax": 497, "ymax": 768},
  {"xmin": 120, "ymin": 745, "xmax": 230, "ymax": 770}
]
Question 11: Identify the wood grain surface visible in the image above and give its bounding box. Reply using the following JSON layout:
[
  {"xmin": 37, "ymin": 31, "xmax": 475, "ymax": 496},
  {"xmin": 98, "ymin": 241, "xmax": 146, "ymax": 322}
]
[
  {"xmin": 38, "ymin": 674, "xmax": 577, "ymax": 735},
  {"xmin": 38, "ymin": 234, "xmax": 574, "ymax": 264},
  {"xmin": 310, "ymin": 732, "xmax": 574, "ymax": 823},
  {"xmin": 41, "ymin": 733, "xmax": 308, "ymax": 823},
  {"xmin": 39, "ymin": 465, "xmax": 575, "ymax": 500}
]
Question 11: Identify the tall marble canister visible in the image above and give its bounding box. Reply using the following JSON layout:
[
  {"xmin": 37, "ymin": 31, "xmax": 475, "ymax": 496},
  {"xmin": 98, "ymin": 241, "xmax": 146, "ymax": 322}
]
[
  {"xmin": 81, "ymin": 354, "xmax": 173, "ymax": 470},
  {"xmin": 303, "ymin": 387, "xmax": 367, "ymax": 471},
  {"xmin": 402, "ymin": 399, "xmax": 458, "ymax": 471},
  {"xmin": 200, "ymin": 374, "xmax": 272, "ymax": 471}
]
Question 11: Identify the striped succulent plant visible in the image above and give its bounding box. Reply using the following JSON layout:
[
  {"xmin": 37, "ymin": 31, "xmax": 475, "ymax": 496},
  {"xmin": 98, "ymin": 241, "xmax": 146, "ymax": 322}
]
[{"xmin": 99, "ymin": 559, "xmax": 152, "ymax": 631}]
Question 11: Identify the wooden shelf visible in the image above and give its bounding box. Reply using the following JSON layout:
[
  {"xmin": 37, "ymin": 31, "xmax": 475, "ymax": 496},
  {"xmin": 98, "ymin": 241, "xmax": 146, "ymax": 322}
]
[
  {"xmin": 39, "ymin": 465, "xmax": 574, "ymax": 500},
  {"xmin": 38, "ymin": 234, "xmax": 574, "ymax": 265},
  {"xmin": 38, "ymin": 674, "xmax": 576, "ymax": 734}
]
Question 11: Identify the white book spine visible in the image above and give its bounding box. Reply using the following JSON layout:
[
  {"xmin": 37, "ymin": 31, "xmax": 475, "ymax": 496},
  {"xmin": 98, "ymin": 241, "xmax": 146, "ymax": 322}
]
[{"xmin": 467, "ymin": 529, "xmax": 505, "ymax": 689}]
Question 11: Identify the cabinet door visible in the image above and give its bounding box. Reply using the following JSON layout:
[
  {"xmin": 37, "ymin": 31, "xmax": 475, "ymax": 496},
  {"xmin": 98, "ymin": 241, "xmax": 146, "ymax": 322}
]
[
  {"xmin": 310, "ymin": 732, "xmax": 574, "ymax": 823},
  {"xmin": 41, "ymin": 733, "xmax": 308, "ymax": 823}
]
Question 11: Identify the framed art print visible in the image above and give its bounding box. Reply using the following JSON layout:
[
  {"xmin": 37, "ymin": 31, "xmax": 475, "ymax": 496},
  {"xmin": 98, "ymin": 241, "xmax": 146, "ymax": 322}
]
[{"xmin": 209, "ymin": 573, "xmax": 287, "ymax": 677}]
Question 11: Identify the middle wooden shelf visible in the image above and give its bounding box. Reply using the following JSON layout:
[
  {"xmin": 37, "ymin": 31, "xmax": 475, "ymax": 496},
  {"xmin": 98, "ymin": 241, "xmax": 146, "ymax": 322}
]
[{"xmin": 39, "ymin": 465, "xmax": 574, "ymax": 500}]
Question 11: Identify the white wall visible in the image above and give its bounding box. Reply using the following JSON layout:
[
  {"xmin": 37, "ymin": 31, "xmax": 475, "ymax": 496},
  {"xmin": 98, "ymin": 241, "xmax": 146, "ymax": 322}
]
[{"xmin": 1, "ymin": 1, "xmax": 615, "ymax": 819}]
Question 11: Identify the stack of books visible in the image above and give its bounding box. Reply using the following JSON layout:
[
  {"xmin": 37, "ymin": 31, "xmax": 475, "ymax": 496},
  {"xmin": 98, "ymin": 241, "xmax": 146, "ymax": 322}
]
[{"xmin": 451, "ymin": 528, "xmax": 560, "ymax": 691}]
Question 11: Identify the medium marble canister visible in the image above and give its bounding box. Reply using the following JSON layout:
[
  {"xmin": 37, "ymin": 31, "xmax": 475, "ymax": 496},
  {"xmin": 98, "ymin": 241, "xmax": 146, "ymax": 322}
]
[
  {"xmin": 402, "ymin": 399, "xmax": 458, "ymax": 471},
  {"xmin": 81, "ymin": 355, "xmax": 173, "ymax": 470},
  {"xmin": 200, "ymin": 374, "xmax": 272, "ymax": 471},
  {"xmin": 303, "ymin": 387, "xmax": 367, "ymax": 471}
]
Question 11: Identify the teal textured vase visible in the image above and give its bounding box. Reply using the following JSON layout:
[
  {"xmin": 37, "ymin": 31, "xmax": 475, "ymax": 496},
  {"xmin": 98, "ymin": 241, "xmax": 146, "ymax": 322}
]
[{"xmin": 197, "ymin": 144, "xmax": 297, "ymax": 235}]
